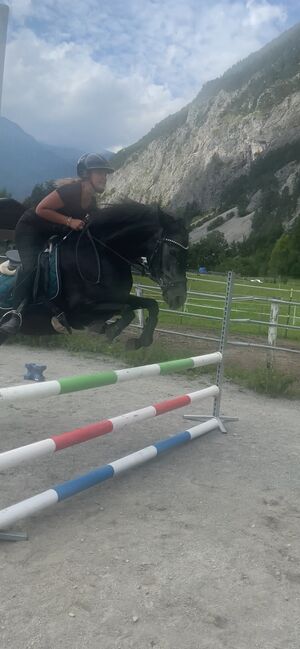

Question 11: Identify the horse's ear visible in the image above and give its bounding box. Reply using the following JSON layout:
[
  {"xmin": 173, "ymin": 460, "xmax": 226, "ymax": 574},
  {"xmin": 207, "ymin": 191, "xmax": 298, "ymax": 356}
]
[
  {"xmin": 168, "ymin": 211, "xmax": 190, "ymax": 230},
  {"xmin": 183, "ymin": 213, "xmax": 190, "ymax": 229},
  {"xmin": 158, "ymin": 205, "xmax": 179, "ymax": 229}
]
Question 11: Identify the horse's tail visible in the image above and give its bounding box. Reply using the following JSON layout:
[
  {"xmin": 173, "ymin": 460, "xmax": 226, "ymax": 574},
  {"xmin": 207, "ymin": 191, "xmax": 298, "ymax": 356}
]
[{"xmin": 0, "ymin": 198, "xmax": 24, "ymax": 231}]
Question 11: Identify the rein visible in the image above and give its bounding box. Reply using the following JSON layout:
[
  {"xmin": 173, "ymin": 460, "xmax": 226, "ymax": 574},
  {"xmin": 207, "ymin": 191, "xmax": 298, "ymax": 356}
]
[
  {"xmin": 73, "ymin": 226, "xmax": 145, "ymax": 284},
  {"xmin": 72, "ymin": 222, "xmax": 187, "ymax": 289},
  {"xmin": 75, "ymin": 227, "xmax": 101, "ymax": 284},
  {"xmin": 91, "ymin": 232, "xmax": 143, "ymax": 269}
]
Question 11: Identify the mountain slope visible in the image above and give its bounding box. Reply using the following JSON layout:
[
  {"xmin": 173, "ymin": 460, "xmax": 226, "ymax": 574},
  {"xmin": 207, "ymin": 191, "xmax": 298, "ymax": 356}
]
[
  {"xmin": 0, "ymin": 118, "xmax": 115, "ymax": 200},
  {"xmin": 107, "ymin": 23, "xmax": 300, "ymax": 215},
  {"xmin": 0, "ymin": 117, "xmax": 83, "ymax": 199}
]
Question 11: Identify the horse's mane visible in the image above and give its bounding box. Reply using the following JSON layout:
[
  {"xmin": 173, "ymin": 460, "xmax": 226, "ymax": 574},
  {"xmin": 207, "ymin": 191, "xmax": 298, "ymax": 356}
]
[
  {"xmin": 91, "ymin": 201, "xmax": 158, "ymax": 224},
  {"xmin": 80, "ymin": 201, "xmax": 187, "ymax": 264},
  {"xmin": 89, "ymin": 200, "xmax": 185, "ymax": 241}
]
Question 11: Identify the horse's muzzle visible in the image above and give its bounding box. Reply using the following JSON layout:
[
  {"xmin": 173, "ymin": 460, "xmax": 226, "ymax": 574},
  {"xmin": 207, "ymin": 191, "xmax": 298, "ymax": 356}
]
[{"xmin": 163, "ymin": 282, "xmax": 187, "ymax": 310}]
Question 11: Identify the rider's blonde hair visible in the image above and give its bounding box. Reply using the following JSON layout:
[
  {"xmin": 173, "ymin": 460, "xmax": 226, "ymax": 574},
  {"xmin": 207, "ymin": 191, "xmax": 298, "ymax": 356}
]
[{"xmin": 54, "ymin": 178, "xmax": 79, "ymax": 187}]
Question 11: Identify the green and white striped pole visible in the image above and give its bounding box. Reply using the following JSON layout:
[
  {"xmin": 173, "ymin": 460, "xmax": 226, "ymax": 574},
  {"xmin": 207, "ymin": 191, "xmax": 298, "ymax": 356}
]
[{"xmin": 0, "ymin": 352, "xmax": 222, "ymax": 403}]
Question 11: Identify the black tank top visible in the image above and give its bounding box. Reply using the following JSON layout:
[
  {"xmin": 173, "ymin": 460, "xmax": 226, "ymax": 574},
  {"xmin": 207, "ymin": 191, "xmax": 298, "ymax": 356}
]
[{"xmin": 19, "ymin": 182, "xmax": 96, "ymax": 235}]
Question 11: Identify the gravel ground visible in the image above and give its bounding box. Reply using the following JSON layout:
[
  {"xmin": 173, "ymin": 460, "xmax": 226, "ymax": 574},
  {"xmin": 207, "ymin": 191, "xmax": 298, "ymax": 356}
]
[{"xmin": 0, "ymin": 343, "xmax": 299, "ymax": 649}]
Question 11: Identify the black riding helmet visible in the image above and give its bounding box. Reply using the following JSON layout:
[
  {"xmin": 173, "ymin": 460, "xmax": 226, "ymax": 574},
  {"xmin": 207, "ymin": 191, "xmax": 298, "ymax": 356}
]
[{"xmin": 77, "ymin": 153, "xmax": 114, "ymax": 178}]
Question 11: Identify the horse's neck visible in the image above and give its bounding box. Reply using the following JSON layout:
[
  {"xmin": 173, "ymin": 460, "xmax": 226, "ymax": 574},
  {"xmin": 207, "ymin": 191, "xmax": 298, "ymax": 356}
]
[{"xmin": 90, "ymin": 205, "xmax": 161, "ymax": 258}]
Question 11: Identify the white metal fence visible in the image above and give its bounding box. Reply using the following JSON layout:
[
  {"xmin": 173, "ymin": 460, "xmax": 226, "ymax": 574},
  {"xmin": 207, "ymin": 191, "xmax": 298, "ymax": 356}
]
[{"xmin": 133, "ymin": 273, "xmax": 300, "ymax": 357}]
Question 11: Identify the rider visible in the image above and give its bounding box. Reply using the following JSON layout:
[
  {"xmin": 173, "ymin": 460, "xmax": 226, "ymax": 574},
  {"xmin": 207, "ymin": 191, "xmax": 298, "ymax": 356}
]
[{"xmin": 0, "ymin": 153, "xmax": 114, "ymax": 335}]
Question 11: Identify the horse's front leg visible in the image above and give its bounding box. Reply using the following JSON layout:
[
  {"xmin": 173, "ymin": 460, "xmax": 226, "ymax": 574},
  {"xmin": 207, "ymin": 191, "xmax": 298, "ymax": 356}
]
[
  {"xmin": 126, "ymin": 295, "xmax": 159, "ymax": 349},
  {"xmin": 81, "ymin": 302, "xmax": 133, "ymax": 340}
]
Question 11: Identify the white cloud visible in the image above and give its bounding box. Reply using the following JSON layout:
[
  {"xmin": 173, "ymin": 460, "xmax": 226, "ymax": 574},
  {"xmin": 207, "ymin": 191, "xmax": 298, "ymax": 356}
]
[
  {"xmin": 2, "ymin": 0, "xmax": 290, "ymax": 150},
  {"xmin": 6, "ymin": 0, "xmax": 33, "ymax": 21},
  {"xmin": 3, "ymin": 28, "xmax": 183, "ymax": 149},
  {"xmin": 245, "ymin": 0, "xmax": 286, "ymax": 27}
]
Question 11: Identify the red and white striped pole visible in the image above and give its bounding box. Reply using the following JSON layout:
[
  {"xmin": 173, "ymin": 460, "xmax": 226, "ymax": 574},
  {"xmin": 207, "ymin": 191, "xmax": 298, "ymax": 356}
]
[{"xmin": 0, "ymin": 385, "xmax": 219, "ymax": 470}]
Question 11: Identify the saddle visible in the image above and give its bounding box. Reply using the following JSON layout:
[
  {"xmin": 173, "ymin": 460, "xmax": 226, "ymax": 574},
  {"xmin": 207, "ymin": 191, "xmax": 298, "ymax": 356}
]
[{"xmin": 0, "ymin": 238, "xmax": 61, "ymax": 311}]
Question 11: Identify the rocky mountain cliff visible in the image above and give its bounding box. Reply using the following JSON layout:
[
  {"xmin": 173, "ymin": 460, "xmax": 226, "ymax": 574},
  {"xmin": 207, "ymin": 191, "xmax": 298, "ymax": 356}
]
[{"xmin": 106, "ymin": 23, "xmax": 300, "ymax": 219}]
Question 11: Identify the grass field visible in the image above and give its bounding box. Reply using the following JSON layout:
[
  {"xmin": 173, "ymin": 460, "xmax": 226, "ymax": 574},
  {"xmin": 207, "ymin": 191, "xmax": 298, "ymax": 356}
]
[
  {"xmin": 6, "ymin": 270, "xmax": 300, "ymax": 398},
  {"xmin": 133, "ymin": 271, "xmax": 300, "ymax": 344}
]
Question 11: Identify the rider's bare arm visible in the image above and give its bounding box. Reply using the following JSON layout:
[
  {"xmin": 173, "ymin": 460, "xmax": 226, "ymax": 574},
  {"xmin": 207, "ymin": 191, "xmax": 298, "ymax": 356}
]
[{"xmin": 36, "ymin": 192, "xmax": 84, "ymax": 230}]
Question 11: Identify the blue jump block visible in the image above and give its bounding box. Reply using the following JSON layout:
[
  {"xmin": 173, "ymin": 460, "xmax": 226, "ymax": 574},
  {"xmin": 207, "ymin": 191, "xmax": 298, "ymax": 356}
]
[{"xmin": 24, "ymin": 363, "xmax": 47, "ymax": 382}]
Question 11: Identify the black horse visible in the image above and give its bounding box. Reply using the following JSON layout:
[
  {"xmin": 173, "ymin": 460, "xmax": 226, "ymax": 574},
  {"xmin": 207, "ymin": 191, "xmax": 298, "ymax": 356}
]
[{"xmin": 0, "ymin": 200, "xmax": 188, "ymax": 348}]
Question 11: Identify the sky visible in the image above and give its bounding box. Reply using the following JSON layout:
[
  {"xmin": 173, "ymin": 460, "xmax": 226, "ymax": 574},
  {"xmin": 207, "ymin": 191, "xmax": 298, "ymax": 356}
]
[{"xmin": 1, "ymin": 0, "xmax": 299, "ymax": 152}]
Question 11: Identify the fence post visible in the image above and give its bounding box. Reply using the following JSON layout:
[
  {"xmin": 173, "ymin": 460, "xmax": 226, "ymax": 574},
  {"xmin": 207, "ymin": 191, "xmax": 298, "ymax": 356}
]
[
  {"xmin": 135, "ymin": 285, "xmax": 144, "ymax": 327},
  {"xmin": 267, "ymin": 300, "xmax": 279, "ymax": 369},
  {"xmin": 183, "ymin": 270, "xmax": 238, "ymax": 430},
  {"xmin": 213, "ymin": 270, "xmax": 234, "ymax": 419},
  {"xmin": 284, "ymin": 289, "xmax": 293, "ymax": 338}
]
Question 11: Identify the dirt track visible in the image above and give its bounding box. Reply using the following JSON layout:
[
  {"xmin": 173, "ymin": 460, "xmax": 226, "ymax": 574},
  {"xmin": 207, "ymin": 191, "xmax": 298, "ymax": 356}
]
[{"xmin": 0, "ymin": 344, "xmax": 299, "ymax": 649}]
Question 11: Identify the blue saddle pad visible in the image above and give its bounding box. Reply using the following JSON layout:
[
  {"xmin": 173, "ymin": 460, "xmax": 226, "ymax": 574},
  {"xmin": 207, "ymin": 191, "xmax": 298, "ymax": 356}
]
[
  {"xmin": 0, "ymin": 244, "xmax": 60, "ymax": 311},
  {"xmin": 0, "ymin": 272, "xmax": 14, "ymax": 310}
]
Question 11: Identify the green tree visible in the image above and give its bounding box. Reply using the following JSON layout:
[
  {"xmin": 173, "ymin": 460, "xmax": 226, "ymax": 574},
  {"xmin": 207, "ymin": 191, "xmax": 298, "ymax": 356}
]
[
  {"xmin": 0, "ymin": 188, "xmax": 12, "ymax": 198},
  {"xmin": 188, "ymin": 231, "xmax": 229, "ymax": 270},
  {"xmin": 269, "ymin": 233, "xmax": 291, "ymax": 276},
  {"xmin": 277, "ymin": 186, "xmax": 294, "ymax": 221},
  {"xmin": 269, "ymin": 218, "xmax": 300, "ymax": 278},
  {"xmin": 23, "ymin": 181, "xmax": 56, "ymax": 208}
]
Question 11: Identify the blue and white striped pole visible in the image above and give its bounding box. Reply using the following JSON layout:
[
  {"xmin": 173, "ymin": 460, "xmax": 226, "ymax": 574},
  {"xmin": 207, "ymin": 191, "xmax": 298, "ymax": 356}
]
[{"xmin": 0, "ymin": 418, "xmax": 219, "ymax": 529}]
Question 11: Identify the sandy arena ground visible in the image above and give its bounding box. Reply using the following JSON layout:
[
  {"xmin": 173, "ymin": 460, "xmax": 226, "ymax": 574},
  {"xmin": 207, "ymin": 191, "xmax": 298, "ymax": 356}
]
[{"xmin": 0, "ymin": 343, "xmax": 299, "ymax": 649}]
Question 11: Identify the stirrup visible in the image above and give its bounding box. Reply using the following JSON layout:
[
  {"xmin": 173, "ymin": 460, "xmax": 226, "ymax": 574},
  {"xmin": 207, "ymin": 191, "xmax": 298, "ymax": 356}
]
[
  {"xmin": 0, "ymin": 309, "xmax": 22, "ymax": 325},
  {"xmin": 0, "ymin": 310, "xmax": 22, "ymax": 334}
]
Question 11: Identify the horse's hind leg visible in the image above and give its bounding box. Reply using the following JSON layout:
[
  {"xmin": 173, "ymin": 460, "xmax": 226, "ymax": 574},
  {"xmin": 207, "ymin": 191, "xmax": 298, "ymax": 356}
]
[
  {"xmin": 0, "ymin": 333, "xmax": 8, "ymax": 346},
  {"xmin": 105, "ymin": 306, "xmax": 135, "ymax": 342},
  {"xmin": 90, "ymin": 297, "xmax": 159, "ymax": 348}
]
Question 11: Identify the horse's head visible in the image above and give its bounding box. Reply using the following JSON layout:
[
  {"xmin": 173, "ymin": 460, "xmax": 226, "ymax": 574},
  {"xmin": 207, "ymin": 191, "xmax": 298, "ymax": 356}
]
[
  {"xmin": 148, "ymin": 207, "xmax": 188, "ymax": 310},
  {"xmin": 87, "ymin": 201, "xmax": 188, "ymax": 309}
]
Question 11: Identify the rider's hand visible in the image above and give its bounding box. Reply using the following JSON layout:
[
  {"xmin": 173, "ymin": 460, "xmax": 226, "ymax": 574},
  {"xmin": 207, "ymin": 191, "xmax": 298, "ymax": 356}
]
[{"xmin": 69, "ymin": 218, "xmax": 85, "ymax": 231}]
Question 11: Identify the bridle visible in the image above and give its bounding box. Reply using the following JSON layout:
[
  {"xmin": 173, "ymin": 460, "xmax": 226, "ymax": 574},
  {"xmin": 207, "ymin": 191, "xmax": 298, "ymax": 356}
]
[
  {"xmin": 164, "ymin": 238, "xmax": 189, "ymax": 250},
  {"xmin": 146, "ymin": 237, "xmax": 188, "ymax": 289}
]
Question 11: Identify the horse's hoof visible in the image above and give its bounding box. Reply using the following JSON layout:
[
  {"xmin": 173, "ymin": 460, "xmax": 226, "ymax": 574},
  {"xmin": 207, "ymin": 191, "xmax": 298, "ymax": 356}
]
[
  {"xmin": 138, "ymin": 336, "xmax": 153, "ymax": 348},
  {"xmin": 126, "ymin": 339, "xmax": 140, "ymax": 351},
  {"xmin": 89, "ymin": 322, "xmax": 107, "ymax": 334},
  {"xmin": 105, "ymin": 328, "xmax": 117, "ymax": 343}
]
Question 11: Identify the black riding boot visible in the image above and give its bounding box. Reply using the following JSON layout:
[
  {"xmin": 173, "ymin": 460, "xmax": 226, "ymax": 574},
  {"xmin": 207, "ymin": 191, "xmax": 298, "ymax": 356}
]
[{"xmin": 0, "ymin": 267, "xmax": 31, "ymax": 335}]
